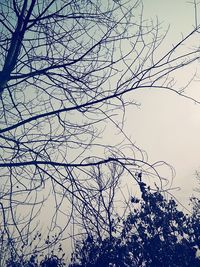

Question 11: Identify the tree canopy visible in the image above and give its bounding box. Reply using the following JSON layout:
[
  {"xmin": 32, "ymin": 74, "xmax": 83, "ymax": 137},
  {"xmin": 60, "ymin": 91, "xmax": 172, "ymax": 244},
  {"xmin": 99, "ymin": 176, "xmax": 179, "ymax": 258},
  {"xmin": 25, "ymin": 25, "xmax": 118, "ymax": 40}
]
[{"xmin": 70, "ymin": 187, "xmax": 200, "ymax": 267}]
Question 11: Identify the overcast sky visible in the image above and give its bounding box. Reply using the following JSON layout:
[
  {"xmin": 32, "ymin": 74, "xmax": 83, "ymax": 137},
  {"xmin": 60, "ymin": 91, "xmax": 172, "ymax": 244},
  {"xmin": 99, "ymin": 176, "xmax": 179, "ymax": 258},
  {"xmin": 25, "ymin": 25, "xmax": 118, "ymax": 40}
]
[
  {"xmin": 28, "ymin": 0, "xmax": 200, "ymax": 256},
  {"xmin": 123, "ymin": 0, "xmax": 200, "ymax": 205}
]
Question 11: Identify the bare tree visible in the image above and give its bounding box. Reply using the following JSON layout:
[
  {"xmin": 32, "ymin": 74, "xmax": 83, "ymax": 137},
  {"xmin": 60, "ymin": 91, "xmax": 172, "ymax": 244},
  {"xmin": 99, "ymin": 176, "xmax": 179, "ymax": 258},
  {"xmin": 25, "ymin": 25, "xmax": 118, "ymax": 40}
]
[{"xmin": 0, "ymin": 0, "xmax": 200, "ymax": 259}]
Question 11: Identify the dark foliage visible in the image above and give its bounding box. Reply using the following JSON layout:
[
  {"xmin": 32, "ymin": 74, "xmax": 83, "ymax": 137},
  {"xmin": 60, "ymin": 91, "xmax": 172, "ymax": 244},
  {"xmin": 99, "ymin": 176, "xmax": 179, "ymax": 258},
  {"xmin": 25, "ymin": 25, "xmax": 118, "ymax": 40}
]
[
  {"xmin": 6, "ymin": 254, "xmax": 65, "ymax": 267},
  {"xmin": 70, "ymin": 187, "xmax": 200, "ymax": 267},
  {"xmin": 4, "ymin": 188, "xmax": 200, "ymax": 267}
]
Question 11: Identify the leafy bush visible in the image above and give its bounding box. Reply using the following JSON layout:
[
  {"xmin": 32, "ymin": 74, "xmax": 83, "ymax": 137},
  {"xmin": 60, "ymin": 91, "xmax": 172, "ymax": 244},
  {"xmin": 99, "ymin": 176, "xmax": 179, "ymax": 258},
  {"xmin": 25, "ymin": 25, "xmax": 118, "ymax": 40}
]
[
  {"xmin": 6, "ymin": 253, "xmax": 65, "ymax": 267},
  {"xmin": 70, "ymin": 187, "xmax": 200, "ymax": 267},
  {"xmin": 4, "ymin": 187, "xmax": 200, "ymax": 267}
]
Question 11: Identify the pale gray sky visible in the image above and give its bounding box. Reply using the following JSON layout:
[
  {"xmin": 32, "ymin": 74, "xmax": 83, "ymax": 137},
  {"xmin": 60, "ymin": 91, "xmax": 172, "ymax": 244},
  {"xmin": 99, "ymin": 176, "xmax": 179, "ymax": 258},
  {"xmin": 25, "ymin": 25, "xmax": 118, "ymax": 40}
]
[
  {"xmin": 29, "ymin": 0, "xmax": 200, "ymax": 257},
  {"xmin": 124, "ymin": 0, "xmax": 200, "ymax": 204}
]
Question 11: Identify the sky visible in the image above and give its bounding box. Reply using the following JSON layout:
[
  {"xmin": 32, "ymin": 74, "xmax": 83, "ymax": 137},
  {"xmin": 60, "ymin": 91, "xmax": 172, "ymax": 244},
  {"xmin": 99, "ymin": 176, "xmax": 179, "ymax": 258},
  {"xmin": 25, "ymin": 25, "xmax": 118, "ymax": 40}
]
[
  {"xmin": 36, "ymin": 1, "xmax": 200, "ymax": 256},
  {"xmin": 124, "ymin": 0, "xmax": 200, "ymax": 205}
]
